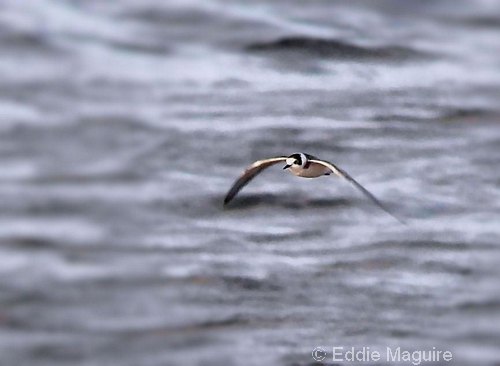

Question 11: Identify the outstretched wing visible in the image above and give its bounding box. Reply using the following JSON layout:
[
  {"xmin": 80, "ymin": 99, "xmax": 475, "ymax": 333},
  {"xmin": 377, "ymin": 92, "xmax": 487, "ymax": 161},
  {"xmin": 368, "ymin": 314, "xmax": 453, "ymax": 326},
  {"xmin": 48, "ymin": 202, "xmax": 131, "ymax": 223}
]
[
  {"xmin": 224, "ymin": 157, "xmax": 287, "ymax": 205},
  {"xmin": 309, "ymin": 159, "xmax": 405, "ymax": 224}
]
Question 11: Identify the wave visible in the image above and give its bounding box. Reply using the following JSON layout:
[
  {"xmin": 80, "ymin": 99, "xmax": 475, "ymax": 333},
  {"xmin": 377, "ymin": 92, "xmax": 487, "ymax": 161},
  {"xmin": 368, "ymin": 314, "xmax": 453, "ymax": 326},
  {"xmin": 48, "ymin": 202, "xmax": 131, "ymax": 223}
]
[
  {"xmin": 222, "ymin": 193, "xmax": 354, "ymax": 210},
  {"xmin": 246, "ymin": 36, "xmax": 429, "ymax": 61}
]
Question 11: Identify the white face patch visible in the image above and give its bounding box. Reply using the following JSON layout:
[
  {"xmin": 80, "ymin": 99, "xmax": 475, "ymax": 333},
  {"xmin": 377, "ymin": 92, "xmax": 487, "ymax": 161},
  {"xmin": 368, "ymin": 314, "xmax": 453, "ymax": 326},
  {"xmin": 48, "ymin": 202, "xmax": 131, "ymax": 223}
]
[
  {"xmin": 286, "ymin": 157, "xmax": 296, "ymax": 166},
  {"xmin": 299, "ymin": 153, "xmax": 307, "ymax": 167}
]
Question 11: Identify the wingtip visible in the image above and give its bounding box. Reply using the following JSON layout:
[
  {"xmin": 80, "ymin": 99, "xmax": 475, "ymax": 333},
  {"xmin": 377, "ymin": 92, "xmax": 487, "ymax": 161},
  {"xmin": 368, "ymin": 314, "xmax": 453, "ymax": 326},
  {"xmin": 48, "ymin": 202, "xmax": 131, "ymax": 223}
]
[
  {"xmin": 396, "ymin": 216, "xmax": 410, "ymax": 226},
  {"xmin": 384, "ymin": 209, "xmax": 408, "ymax": 226}
]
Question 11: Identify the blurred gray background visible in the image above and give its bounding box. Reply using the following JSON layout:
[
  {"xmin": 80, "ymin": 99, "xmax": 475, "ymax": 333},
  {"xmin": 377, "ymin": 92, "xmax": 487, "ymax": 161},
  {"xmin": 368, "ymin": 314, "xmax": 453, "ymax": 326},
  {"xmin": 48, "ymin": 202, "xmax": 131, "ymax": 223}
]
[{"xmin": 0, "ymin": 0, "xmax": 499, "ymax": 365}]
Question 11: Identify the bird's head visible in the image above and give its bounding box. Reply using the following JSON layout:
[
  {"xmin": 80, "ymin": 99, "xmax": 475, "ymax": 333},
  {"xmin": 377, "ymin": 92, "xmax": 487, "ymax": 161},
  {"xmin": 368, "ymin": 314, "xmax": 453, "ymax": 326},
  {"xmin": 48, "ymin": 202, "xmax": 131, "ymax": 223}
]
[{"xmin": 283, "ymin": 152, "xmax": 307, "ymax": 170}]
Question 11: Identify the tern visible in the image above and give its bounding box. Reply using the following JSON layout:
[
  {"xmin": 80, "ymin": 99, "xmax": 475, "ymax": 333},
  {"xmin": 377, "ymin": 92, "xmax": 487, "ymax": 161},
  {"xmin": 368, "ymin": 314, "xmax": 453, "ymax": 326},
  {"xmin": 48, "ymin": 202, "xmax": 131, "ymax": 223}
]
[{"xmin": 224, "ymin": 152, "xmax": 403, "ymax": 223}]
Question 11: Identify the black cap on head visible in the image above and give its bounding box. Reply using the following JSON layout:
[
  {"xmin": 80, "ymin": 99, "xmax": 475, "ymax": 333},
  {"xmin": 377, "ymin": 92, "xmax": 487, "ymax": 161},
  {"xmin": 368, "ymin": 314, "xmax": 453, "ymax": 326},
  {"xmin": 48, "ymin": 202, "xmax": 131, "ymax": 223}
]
[{"xmin": 287, "ymin": 153, "xmax": 303, "ymax": 166}]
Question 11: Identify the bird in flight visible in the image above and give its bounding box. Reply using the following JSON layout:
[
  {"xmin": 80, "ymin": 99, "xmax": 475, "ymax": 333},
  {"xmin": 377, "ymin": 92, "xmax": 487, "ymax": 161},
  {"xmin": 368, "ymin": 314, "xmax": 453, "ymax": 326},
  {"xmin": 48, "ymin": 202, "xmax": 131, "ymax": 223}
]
[{"xmin": 224, "ymin": 152, "xmax": 404, "ymax": 223}]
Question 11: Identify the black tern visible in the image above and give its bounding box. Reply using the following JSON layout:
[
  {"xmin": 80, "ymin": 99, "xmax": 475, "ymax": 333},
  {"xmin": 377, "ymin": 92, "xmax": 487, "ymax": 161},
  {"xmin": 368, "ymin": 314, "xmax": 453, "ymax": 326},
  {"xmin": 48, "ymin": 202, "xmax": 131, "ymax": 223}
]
[{"xmin": 224, "ymin": 152, "xmax": 404, "ymax": 223}]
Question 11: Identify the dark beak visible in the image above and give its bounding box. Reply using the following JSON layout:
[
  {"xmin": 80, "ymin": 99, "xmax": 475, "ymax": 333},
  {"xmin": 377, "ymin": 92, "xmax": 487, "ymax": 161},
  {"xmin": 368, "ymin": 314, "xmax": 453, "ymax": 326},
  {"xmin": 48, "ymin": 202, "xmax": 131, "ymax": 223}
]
[{"xmin": 283, "ymin": 164, "xmax": 291, "ymax": 170}]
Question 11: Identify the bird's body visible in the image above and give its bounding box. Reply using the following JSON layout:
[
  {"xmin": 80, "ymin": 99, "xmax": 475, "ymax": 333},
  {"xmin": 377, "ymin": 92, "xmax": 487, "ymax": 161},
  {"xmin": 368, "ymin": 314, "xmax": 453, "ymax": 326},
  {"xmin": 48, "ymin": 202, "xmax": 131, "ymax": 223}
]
[
  {"xmin": 224, "ymin": 152, "xmax": 404, "ymax": 223},
  {"xmin": 288, "ymin": 161, "xmax": 330, "ymax": 177},
  {"xmin": 284, "ymin": 152, "xmax": 331, "ymax": 178}
]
